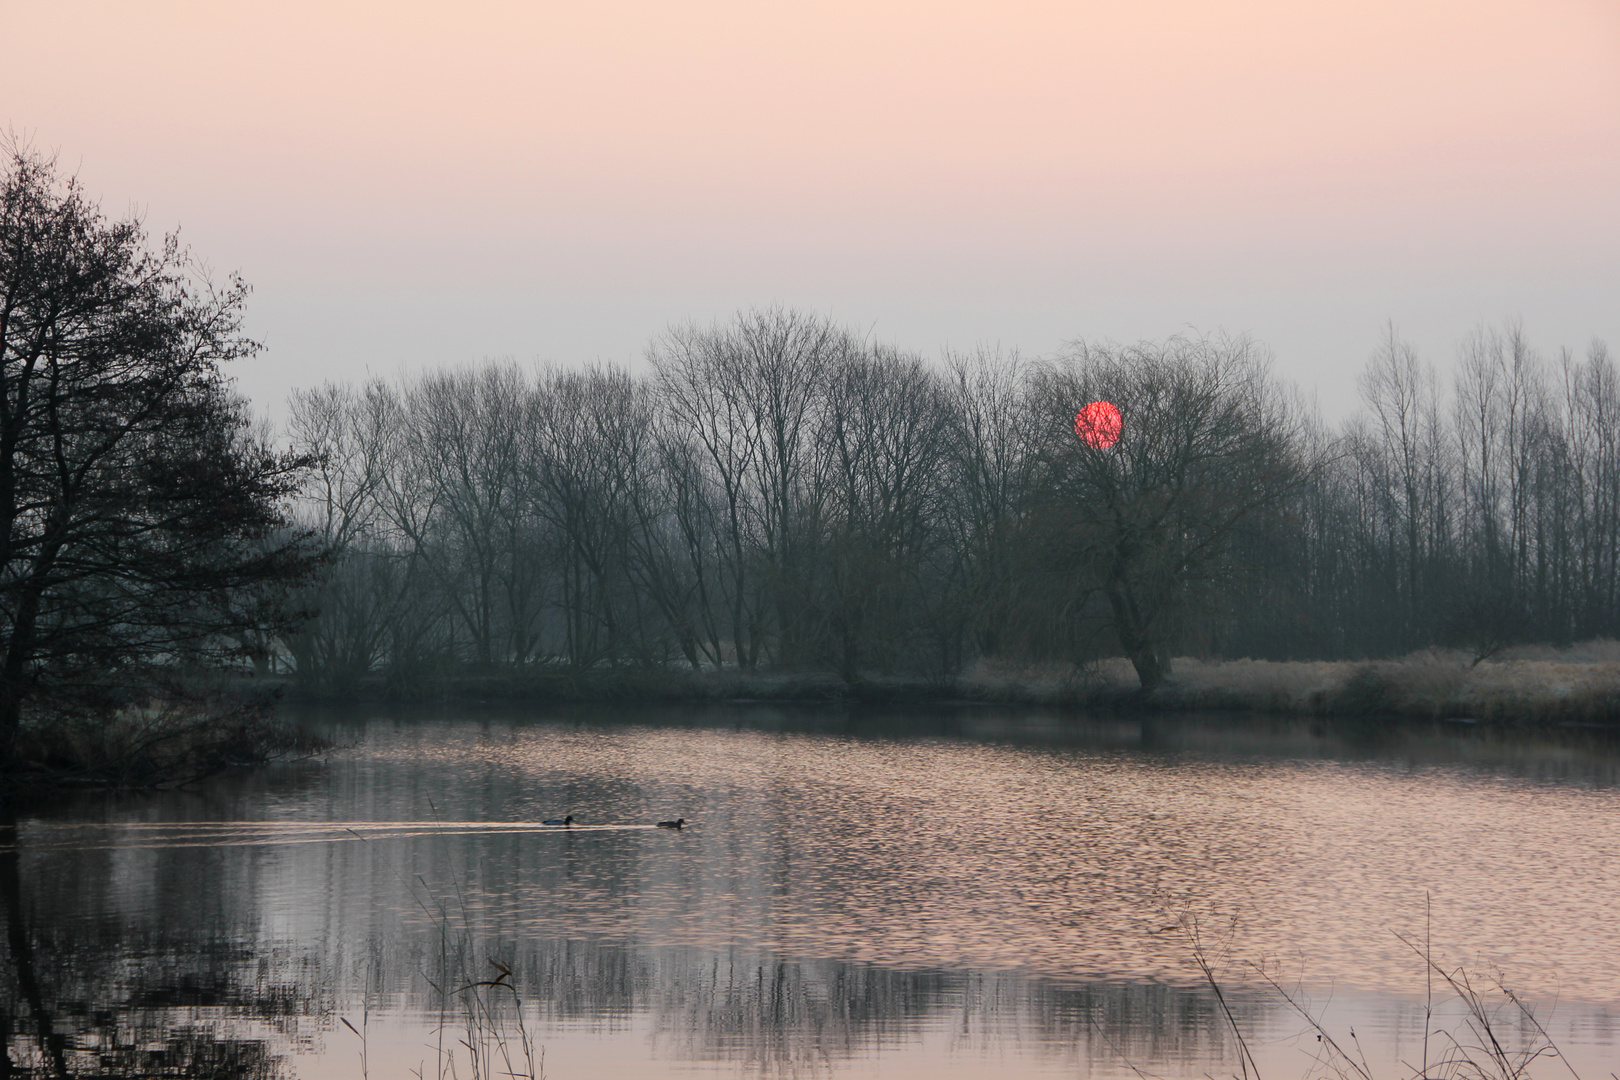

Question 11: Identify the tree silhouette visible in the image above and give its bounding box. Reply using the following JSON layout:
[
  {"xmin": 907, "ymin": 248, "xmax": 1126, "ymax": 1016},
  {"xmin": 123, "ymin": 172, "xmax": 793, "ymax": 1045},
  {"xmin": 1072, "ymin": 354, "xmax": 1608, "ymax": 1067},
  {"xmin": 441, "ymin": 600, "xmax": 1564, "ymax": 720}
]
[
  {"xmin": 0, "ymin": 147, "xmax": 321, "ymax": 770},
  {"xmin": 1029, "ymin": 336, "xmax": 1309, "ymax": 689}
]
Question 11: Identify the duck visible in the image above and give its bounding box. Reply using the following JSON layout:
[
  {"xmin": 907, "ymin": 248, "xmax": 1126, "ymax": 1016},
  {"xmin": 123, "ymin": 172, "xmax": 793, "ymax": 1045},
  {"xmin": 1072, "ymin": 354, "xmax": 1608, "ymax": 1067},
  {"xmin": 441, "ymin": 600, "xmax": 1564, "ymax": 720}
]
[
  {"xmin": 656, "ymin": 818, "xmax": 686, "ymax": 829},
  {"xmin": 542, "ymin": 815, "xmax": 575, "ymax": 827}
]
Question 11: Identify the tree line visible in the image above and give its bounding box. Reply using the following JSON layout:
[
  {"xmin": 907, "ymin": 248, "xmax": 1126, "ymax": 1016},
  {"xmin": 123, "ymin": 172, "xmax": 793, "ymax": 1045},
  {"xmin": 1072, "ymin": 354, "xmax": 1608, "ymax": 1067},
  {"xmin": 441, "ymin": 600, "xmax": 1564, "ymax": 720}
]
[
  {"xmin": 11, "ymin": 144, "xmax": 1617, "ymax": 773},
  {"xmin": 282, "ymin": 310, "xmax": 1619, "ymax": 691},
  {"xmin": 1268, "ymin": 323, "xmax": 1620, "ymax": 662}
]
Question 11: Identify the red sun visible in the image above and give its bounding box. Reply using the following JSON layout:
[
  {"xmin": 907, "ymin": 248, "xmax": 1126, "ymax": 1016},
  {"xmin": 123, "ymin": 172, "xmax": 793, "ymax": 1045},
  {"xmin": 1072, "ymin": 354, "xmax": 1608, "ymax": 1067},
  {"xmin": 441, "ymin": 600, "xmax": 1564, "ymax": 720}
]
[{"xmin": 1074, "ymin": 400, "xmax": 1122, "ymax": 448}]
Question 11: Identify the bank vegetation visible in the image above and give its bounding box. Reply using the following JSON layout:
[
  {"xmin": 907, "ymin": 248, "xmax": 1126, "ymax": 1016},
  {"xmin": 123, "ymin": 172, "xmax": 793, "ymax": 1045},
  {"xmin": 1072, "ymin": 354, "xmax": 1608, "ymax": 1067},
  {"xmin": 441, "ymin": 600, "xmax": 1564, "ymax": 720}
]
[{"xmin": 282, "ymin": 311, "xmax": 1620, "ymax": 726}]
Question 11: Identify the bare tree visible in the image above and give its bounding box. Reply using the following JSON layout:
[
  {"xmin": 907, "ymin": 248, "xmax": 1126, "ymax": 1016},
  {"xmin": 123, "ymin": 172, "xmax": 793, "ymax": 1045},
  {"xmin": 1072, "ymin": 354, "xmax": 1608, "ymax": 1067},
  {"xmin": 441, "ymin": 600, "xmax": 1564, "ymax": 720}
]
[
  {"xmin": 402, "ymin": 365, "xmax": 530, "ymax": 668},
  {"xmin": 1452, "ymin": 321, "xmax": 1548, "ymax": 658},
  {"xmin": 818, "ymin": 344, "xmax": 953, "ymax": 677},
  {"xmin": 650, "ymin": 320, "xmax": 766, "ymax": 667},
  {"xmin": 940, "ymin": 346, "xmax": 1036, "ymax": 661},
  {"xmin": 648, "ymin": 309, "xmax": 849, "ymax": 666},
  {"xmin": 528, "ymin": 365, "xmax": 653, "ymax": 668},
  {"xmin": 628, "ymin": 410, "xmax": 726, "ymax": 670},
  {"xmin": 1358, "ymin": 323, "xmax": 1453, "ymax": 647},
  {"xmin": 724, "ymin": 309, "xmax": 848, "ymax": 664},
  {"xmin": 1028, "ymin": 335, "xmax": 1308, "ymax": 689},
  {"xmin": 285, "ymin": 380, "xmax": 414, "ymax": 685}
]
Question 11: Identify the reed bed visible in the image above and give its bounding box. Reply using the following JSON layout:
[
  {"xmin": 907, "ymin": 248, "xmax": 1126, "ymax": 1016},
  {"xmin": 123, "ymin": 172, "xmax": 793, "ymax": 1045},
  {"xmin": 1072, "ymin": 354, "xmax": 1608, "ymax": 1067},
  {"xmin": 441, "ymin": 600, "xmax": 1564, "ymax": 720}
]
[{"xmin": 1046, "ymin": 643, "xmax": 1620, "ymax": 725}]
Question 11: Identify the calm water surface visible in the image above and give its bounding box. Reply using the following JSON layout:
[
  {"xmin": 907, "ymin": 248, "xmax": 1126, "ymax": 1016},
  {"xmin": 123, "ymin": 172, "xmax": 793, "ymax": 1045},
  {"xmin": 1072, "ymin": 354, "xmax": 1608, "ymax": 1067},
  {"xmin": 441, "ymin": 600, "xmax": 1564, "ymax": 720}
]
[{"xmin": 5, "ymin": 705, "xmax": 1618, "ymax": 1078}]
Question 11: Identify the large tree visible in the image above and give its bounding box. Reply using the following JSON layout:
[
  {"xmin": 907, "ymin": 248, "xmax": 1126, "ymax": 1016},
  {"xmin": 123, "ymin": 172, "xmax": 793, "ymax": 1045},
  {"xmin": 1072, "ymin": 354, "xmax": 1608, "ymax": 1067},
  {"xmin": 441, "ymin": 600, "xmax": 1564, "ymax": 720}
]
[
  {"xmin": 0, "ymin": 148, "xmax": 319, "ymax": 767},
  {"xmin": 1029, "ymin": 335, "xmax": 1308, "ymax": 689}
]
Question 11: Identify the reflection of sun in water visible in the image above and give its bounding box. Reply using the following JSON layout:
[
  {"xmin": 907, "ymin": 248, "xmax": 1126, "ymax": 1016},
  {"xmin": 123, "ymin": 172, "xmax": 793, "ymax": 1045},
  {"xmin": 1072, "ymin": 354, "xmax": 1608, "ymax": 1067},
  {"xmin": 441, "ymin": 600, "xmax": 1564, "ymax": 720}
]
[{"xmin": 1075, "ymin": 400, "xmax": 1121, "ymax": 448}]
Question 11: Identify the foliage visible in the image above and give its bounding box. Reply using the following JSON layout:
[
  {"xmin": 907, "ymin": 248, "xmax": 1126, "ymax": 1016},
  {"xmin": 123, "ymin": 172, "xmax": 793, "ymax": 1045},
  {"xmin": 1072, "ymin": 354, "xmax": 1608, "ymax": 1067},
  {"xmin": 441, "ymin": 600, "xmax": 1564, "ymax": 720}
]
[{"xmin": 0, "ymin": 146, "xmax": 322, "ymax": 773}]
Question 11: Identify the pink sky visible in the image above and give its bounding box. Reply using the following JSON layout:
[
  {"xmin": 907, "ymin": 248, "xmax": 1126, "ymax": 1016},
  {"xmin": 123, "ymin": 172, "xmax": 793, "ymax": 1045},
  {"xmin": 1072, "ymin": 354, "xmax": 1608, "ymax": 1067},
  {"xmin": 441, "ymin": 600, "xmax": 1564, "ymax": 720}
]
[{"xmin": 4, "ymin": 0, "xmax": 1617, "ymax": 416}]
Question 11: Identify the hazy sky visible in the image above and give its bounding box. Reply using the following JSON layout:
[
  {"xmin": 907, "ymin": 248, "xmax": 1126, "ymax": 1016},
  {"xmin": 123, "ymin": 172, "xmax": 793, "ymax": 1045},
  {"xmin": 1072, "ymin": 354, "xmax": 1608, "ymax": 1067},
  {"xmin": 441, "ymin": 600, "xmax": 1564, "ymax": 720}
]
[{"xmin": 5, "ymin": 0, "xmax": 1618, "ymax": 419}]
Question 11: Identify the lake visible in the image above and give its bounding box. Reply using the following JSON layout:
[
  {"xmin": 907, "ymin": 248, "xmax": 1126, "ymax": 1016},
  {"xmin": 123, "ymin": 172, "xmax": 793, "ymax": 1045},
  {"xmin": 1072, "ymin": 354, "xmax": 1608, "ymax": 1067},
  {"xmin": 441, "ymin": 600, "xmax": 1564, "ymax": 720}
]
[{"xmin": 4, "ymin": 705, "xmax": 1618, "ymax": 1078}]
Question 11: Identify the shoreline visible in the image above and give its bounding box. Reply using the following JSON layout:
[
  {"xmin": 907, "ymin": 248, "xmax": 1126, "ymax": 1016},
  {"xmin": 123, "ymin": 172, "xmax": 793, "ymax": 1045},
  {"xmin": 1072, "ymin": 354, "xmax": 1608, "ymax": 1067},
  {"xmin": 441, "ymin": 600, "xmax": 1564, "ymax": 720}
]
[{"xmin": 275, "ymin": 649, "xmax": 1620, "ymax": 728}]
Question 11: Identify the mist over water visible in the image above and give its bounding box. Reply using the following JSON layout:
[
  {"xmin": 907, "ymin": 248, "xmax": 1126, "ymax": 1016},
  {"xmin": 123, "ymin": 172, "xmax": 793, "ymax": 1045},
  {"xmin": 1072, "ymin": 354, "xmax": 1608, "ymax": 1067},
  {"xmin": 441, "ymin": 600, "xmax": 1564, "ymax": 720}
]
[{"xmin": 5, "ymin": 706, "xmax": 1619, "ymax": 1077}]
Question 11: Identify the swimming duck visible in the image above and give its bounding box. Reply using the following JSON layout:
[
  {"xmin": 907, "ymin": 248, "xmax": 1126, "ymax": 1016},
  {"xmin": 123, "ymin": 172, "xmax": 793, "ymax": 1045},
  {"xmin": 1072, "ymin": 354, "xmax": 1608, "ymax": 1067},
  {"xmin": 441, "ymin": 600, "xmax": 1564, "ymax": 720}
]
[
  {"xmin": 656, "ymin": 818, "xmax": 686, "ymax": 829},
  {"xmin": 543, "ymin": 815, "xmax": 575, "ymax": 827}
]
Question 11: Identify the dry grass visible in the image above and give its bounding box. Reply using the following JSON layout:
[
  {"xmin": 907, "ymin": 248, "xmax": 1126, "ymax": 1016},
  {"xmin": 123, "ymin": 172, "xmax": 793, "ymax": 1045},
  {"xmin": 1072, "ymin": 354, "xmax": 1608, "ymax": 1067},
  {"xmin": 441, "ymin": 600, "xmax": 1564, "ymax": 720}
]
[
  {"xmin": 958, "ymin": 642, "xmax": 1620, "ymax": 725},
  {"xmin": 1171, "ymin": 906, "xmax": 1583, "ymax": 1080},
  {"xmin": 1172, "ymin": 646, "xmax": 1620, "ymax": 724}
]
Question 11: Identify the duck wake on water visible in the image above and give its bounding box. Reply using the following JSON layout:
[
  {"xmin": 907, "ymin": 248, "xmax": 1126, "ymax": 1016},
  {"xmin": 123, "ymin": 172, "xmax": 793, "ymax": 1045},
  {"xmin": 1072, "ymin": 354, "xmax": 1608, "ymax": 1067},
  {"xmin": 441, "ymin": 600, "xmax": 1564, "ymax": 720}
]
[{"xmin": 3, "ymin": 818, "xmax": 694, "ymax": 852}]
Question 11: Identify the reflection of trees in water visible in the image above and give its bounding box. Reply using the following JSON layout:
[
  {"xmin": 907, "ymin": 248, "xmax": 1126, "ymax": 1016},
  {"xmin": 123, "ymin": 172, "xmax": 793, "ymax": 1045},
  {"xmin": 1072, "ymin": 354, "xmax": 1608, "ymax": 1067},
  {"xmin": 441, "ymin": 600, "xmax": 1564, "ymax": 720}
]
[
  {"xmin": 385, "ymin": 935, "xmax": 1245, "ymax": 1075},
  {"xmin": 0, "ymin": 797, "xmax": 1261, "ymax": 1079},
  {"xmin": 0, "ymin": 827, "xmax": 325, "ymax": 1079},
  {"xmin": 0, "ymin": 828, "xmax": 1253, "ymax": 1080},
  {"xmin": 632, "ymin": 951, "xmax": 1241, "ymax": 1075},
  {"xmin": 3, "ymin": 1024, "xmax": 286, "ymax": 1080}
]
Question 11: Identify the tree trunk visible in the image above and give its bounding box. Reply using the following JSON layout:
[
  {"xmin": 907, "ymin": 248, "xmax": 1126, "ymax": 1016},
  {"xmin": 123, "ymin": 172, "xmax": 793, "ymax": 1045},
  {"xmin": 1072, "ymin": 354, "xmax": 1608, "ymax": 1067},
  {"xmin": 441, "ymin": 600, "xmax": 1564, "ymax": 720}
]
[
  {"xmin": 1124, "ymin": 644, "xmax": 1167, "ymax": 691},
  {"xmin": 1105, "ymin": 578, "xmax": 1168, "ymax": 691},
  {"xmin": 0, "ymin": 566, "xmax": 51, "ymax": 766}
]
